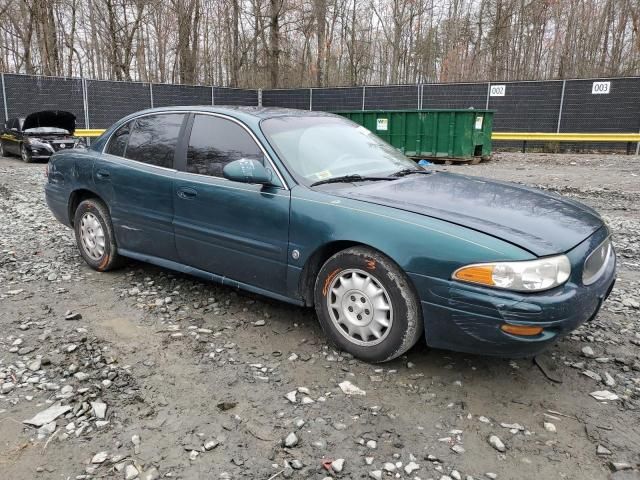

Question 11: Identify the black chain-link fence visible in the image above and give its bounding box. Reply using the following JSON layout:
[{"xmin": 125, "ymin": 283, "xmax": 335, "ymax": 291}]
[
  {"xmin": 152, "ymin": 84, "xmax": 212, "ymax": 108},
  {"xmin": 87, "ymin": 80, "xmax": 152, "ymax": 128},
  {"xmin": 3, "ymin": 74, "xmax": 87, "ymax": 128},
  {"xmin": 262, "ymin": 88, "xmax": 310, "ymax": 109},
  {"xmin": 364, "ymin": 85, "xmax": 420, "ymax": 110},
  {"xmin": 421, "ymin": 83, "xmax": 487, "ymax": 110},
  {"xmin": 1, "ymin": 73, "xmax": 638, "ymax": 150},
  {"xmin": 212, "ymin": 87, "xmax": 258, "ymax": 106},
  {"xmin": 487, "ymin": 81, "xmax": 564, "ymax": 132},
  {"xmin": 310, "ymin": 86, "xmax": 363, "ymax": 110}
]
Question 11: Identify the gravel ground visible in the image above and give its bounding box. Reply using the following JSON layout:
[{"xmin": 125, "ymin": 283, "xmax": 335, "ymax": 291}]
[{"xmin": 1, "ymin": 152, "xmax": 639, "ymax": 480}]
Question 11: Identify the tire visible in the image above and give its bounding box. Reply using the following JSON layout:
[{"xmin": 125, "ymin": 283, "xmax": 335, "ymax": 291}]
[
  {"xmin": 21, "ymin": 144, "xmax": 32, "ymax": 163},
  {"xmin": 0, "ymin": 141, "xmax": 5, "ymax": 157},
  {"xmin": 73, "ymin": 198, "xmax": 124, "ymax": 271},
  {"xmin": 314, "ymin": 246, "xmax": 423, "ymax": 363}
]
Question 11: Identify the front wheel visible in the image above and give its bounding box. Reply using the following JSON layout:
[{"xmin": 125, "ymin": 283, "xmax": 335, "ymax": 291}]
[
  {"xmin": 314, "ymin": 246, "xmax": 423, "ymax": 363},
  {"xmin": 73, "ymin": 198, "xmax": 124, "ymax": 271},
  {"xmin": 21, "ymin": 144, "xmax": 32, "ymax": 163}
]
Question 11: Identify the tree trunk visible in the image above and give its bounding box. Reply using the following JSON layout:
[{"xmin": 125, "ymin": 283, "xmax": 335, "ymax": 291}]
[
  {"xmin": 230, "ymin": 0, "xmax": 240, "ymax": 87},
  {"xmin": 314, "ymin": 0, "xmax": 327, "ymax": 86},
  {"xmin": 268, "ymin": 0, "xmax": 281, "ymax": 88}
]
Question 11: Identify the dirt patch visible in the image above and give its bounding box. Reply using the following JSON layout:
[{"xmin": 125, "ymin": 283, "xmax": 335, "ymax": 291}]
[{"xmin": 0, "ymin": 153, "xmax": 639, "ymax": 480}]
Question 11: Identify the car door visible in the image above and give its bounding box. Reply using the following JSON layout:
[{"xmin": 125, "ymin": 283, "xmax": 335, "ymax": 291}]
[
  {"xmin": 3, "ymin": 119, "xmax": 21, "ymax": 155},
  {"xmin": 94, "ymin": 112, "xmax": 186, "ymax": 262},
  {"xmin": 173, "ymin": 113, "xmax": 291, "ymax": 295},
  {"xmin": 0, "ymin": 120, "xmax": 9, "ymax": 155}
]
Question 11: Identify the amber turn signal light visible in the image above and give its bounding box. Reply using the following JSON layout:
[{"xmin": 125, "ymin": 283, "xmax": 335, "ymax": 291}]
[
  {"xmin": 453, "ymin": 265, "xmax": 495, "ymax": 286},
  {"xmin": 500, "ymin": 324, "xmax": 543, "ymax": 336}
]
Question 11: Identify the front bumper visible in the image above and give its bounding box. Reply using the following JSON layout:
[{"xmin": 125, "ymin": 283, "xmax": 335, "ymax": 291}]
[
  {"xmin": 25, "ymin": 144, "xmax": 54, "ymax": 160},
  {"xmin": 27, "ymin": 141, "xmax": 81, "ymax": 160},
  {"xmin": 408, "ymin": 227, "xmax": 616, "ymax": 357}
]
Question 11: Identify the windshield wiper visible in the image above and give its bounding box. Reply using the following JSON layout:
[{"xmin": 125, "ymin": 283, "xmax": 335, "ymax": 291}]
[
  {"xmin": 310, "ymin": 174, "xmax": 394, "ymax": 187},
  {"xmin": 391, "ymin": 168, "xmax": 433, "ymax": 177}
]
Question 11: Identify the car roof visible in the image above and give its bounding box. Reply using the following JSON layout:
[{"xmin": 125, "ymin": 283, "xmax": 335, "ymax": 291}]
[
  {"xmin": 89, "ymin": 106, "xmax": 341, "ymax": 154},
  {"xmin": 128, "ymin": 106, "xmax": 336, "ymax": 123}
]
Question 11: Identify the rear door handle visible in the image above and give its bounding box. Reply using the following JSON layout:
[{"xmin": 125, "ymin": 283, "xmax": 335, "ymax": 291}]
[
  {"xmin": 96, "ymin": 169, "xmax": 110, "ymax": 179},
  {"xmin": 177, "ymin": 187, "xmax": 197, "ymax": 199}
]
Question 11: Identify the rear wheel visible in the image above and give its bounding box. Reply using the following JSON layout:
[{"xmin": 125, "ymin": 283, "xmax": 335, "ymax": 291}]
[
  {"xmin": 73, "ymin": 198, "xmax": 124, "ymax": 271},
  {"xmin": 314, "ymin": 246, "xmax": 423, "ymax": 363},
  {"xmin": 21, "ymin": 144, "xmax": 32, "ymax": 163},
  {"xmin": 0, "ymin": 141, "xmax": 5, "ymax": 157}
]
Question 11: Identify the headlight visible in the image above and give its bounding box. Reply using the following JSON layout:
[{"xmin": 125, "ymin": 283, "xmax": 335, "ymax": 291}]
[
  {"xmin": 583, "ymin": 238, "xmax": 612, "ymax": 285},
  {"xmin": 28, "ymin": 138, "xmax": 48, "ymax": 147},
  {"xmin": 452, "ymin": 255, "xmax": 571, "ymax": 292}
]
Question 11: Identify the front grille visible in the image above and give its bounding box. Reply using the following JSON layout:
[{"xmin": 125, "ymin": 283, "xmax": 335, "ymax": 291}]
[
  {"xmin": 52, "ymin": 142, "xmax": 75, "ymax": 151},
  {"xmin": 583, "ymin": 237, "xmax": 612, "ymax": 285}
]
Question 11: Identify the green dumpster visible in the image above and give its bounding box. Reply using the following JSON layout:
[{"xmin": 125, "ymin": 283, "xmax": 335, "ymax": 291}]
[{"xmin": 334, "ymin": 109, "xmax": 494, "ymax": 161}]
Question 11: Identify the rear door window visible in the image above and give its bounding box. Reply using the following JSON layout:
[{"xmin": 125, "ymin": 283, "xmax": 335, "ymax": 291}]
[
  {"xmin": 125, "ymin": 114, "xmax": 185, "ymax": 168},
  {"xmin": 186, "ymin": 115, "xmax": 263, "ymax": 177},
  {"xmin": 106, "ymin": 121, "xmax": 132, "ymax": 157}
]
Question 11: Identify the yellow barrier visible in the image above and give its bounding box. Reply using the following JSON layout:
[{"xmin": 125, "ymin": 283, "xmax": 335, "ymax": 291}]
[
  {"xmin": 75, "ymin": 129, "xmax": 640, "ymax": 143},
  {"xmin": 75, "ymin": 129, "xmax": 106, "ymax": 137},
  {"xmin": 492, "ymin": 132, "xmax": 640, "ymax": 142}
]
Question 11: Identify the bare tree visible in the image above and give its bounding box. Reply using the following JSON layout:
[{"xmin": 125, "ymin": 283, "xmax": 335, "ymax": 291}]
[
  {"xmin": 267, "ymin": 0, "xmax": 283, "ymax": 88},
  {"xmin": 0, "ymin": 0, "xmax": 638, "ymax": 87},
  {"xmin": 173, "ymin": 0, "xmax": 201, "ymax": 84}
]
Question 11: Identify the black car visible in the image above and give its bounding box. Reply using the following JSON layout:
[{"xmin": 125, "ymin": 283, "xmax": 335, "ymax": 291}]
[{"xmin": 0, "ymin": 110, "xmax": 84, "ymax": 162}]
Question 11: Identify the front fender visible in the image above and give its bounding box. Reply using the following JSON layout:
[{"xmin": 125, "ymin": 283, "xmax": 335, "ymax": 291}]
[{"xmin": 287, "ymin": 186, "xmax": 534, "ymax": 301}]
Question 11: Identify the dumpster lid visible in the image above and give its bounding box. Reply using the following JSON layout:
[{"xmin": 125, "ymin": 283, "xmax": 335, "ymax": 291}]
[{"xmin": 332, "ymin": 108, "xmax": 495, "ymax": 114}]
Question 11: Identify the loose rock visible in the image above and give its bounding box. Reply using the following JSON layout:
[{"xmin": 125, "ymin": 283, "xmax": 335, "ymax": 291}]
[
  {"xmin": 124, "ymin": 464, "xmax": 139, "ymax": 480},
  {"xmin": 590, "ymin": 390, "xmax": 619, "ymax": 401},
  {"xmin": 488, "ymin": 435, "xmax": 506, "ymax": 452},
  {"xmin": 284, "ymin": 432, "xmax": 298, "ymax": 448},
  {"xmin": 338, "ymin": 380, "xmax": 366, "ymax": 396},
  {"xmin": 91, "ymin": 452, "xmax": 109, "ymax": 464},
  {"xmin": 331, "ymin": 458, "xmax": 345, "ymax": 473}
]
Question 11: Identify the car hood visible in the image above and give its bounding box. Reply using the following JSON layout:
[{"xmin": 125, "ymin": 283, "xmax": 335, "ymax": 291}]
[
  {"xmin": 23, "ymin": 110, "xmax": 76, "ymax": 134},
  {"xmin": 335, "ymin": 172, "xmax": 603, "ymax": 256}
]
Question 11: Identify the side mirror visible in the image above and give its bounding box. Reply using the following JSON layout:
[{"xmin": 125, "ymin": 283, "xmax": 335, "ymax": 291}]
[{"xmin": 223, "ymin": 158, "xmax": 273, "ymax": 185}]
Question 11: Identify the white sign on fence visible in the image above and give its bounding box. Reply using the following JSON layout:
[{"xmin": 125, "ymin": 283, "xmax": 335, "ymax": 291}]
[
  {"xmin": 592, "ymin": 81, "xmax": 611, "ymax": 94},
  {"xmin": 376, "ymin": 118, "xmax": 388, "ymax": 131},
  {"xmin": 489, "ymin": 84, "xmax": 506, "ymax": 96}
]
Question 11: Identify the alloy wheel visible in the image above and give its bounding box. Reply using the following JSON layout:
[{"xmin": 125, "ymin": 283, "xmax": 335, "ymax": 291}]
[
  {"xmin": 326, "ymin": 268, "xmax": 393, "ymax": 346},
  {"xmin": 21, "ymin": 145, "xmax": 29, "ymax": 162},
  {"xmin": 79, "ymin": 212, "xmax": 106, "ymax": 260}
]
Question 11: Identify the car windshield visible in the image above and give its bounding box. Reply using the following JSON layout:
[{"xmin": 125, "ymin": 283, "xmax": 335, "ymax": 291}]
[
  {"xmin": 261, "ymin": 116, "xmax": 416, "ymax": 183},
  {"xmin": 24, "ymin": 127, "xmax": 70, "ymax": 135}
]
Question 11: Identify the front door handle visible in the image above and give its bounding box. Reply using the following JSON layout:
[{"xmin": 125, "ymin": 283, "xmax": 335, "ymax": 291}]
[
  {"xmin": 177, "ymin": 187, "xmax": 197, "ymax": 199},
  {"xmin": 96, "ymin": 169, "xmax": 110, "ymax": 179}
]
